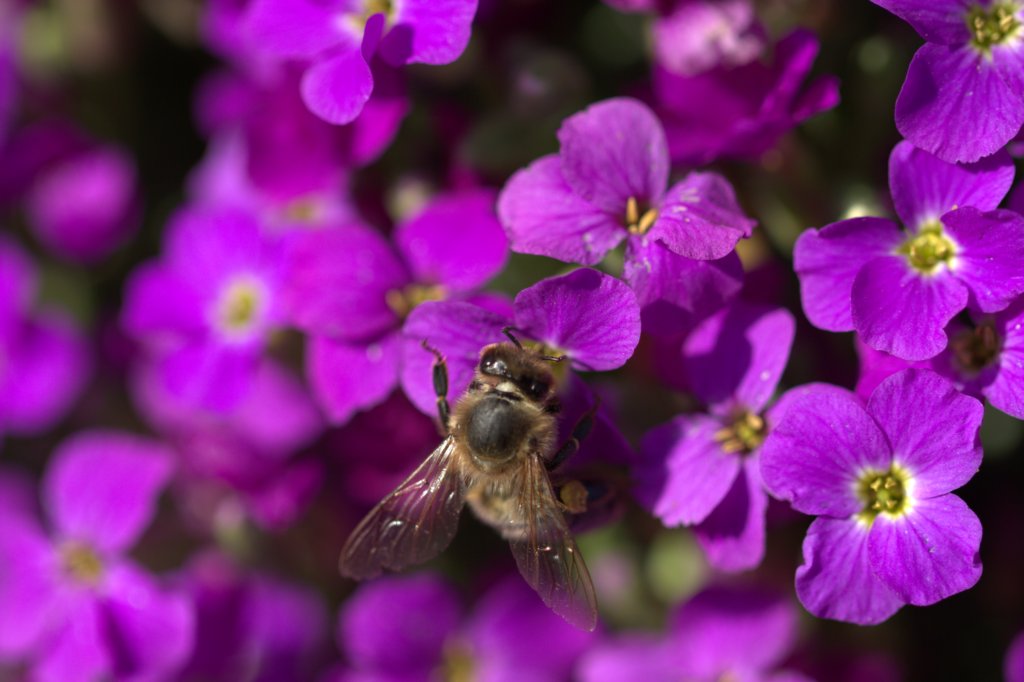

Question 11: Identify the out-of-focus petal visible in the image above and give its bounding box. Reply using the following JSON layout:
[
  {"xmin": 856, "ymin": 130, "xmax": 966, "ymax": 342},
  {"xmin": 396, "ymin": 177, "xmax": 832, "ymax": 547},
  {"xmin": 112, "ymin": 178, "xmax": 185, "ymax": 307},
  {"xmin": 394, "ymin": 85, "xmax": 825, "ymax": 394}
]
[
  {"xmin": 246, "ymin": 0, "xmax": 350, "ymax": 58},
  {"xmin": 308, "ymin": 333, "xmax": 401, "ymax": 425},
  {"xmin": 0, "ymin": 514, "xmax": 59, "ymax": 656},
  {"xmin": 380, "ymin": 0, "xmax": 478, "ymax": 65},
  {"xmin": 33, "ymin": 597, "xmax": 111, "ymax": 682},
  {"xmin": 301, "ymin": 45, "xmax": 375, "ymax": 125},
  {"xmin": 693, "ymin": 459, "xmax": 767, "ymax": 572}
]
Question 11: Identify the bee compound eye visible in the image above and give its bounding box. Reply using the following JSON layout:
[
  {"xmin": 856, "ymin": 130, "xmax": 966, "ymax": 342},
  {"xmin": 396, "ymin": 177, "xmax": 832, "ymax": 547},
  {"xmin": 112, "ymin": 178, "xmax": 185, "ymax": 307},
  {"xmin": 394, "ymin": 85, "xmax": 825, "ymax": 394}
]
[
  {"xmin": 528, "ymin": 380, "xmax": 549, "ymax": 398},
  {"xmin": 483, "ymin": 358, "xmax": 508, "ymax": 376}
]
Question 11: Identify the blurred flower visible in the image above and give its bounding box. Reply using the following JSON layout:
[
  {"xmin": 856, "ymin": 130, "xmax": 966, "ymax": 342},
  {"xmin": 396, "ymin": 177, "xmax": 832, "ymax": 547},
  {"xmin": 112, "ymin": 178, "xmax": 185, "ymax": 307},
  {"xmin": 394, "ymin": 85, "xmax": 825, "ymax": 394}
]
[
  {"xmin": 871, "ymin": 0, "xmax": 1024, "ymax": 163},
  {"xmin": 761, "ymin": 369, "xmax": 984, "ymax": 624},
  {"xmin": 498, "ymin": 97, "xmax": 752, "ymax": 333},
  {"xmin": 652, "ymin": 29, "xmax": 839, "ymax": 166},
  {"xmin": 0, "ymin": 431, "xmax": 194, "ymax": 681},
  {"xmin": 0, "ymin": 236, "xmax": 91, "ymax": 444},
  {"xmin": 283, "ymin": 189, "xmax": 507, "ymax": 424},
  {"xmin": 178, "ymin": 551, "xmax": 328, "ymax": 682},
  {"xmin": 329, "ymin": 573, "xmax": 596, "ymax": 682},
  {"xmin": 795, "ymin": 140, "xmax": 1024, "ymax": 361},
  {"xmin": 245, "ymin": 0, "xmax": 478, "ymax": 124},
  {"xmin": 578, "ymin": 585, "xmax": 809, "ymax": 682},
  {"xmin": 1007, "ymin": 631, "xmax": 1024, "ymax": 682},
  {"xmin": 121, "ymin": 206, "xmax": 285, "ymax": 411},
  {"xmin": 635, "ymin": 302, "xmax": 796, "ymax": 572}
]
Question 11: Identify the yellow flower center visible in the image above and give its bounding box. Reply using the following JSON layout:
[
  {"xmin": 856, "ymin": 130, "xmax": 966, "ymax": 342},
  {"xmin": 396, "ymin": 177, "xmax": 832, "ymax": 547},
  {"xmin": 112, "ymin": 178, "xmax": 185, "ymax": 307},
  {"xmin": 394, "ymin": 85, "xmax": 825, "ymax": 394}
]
[
  {"xmin": 217, "ymin": 277, "xmax": 264, "ymax": 335},
  {"xmin": 438, "ymin": 643, "xmax": 475, "ymax": 682},
  {"xmin": 898, "ymin": 222, "xmax": 956, "ymax": 273},
  {"xmin": 385, "ymin": 283, "xmax": 447, "ymax": 320},
  {"xmin": 61, "ymin": 542, "xmax": 104, "ymax": 586},
  {"xmin": 348, "ymin": 0, "xmax": 396, "ymax": 30},
  {"xmin": 967, "ymin": 2, "xmax": 1022, "ymax": 51},
  {"xmin": 856, "ymin": 464, "xmax": 911, "ymax": 524},
  {"xmin": 951, "ymin": 320, "xmax": 1002, "ymax": 374},
  {"xmin": 625, "ymin": 196, "xmax": 658, "ymax": 235},
  {"xmin": 714, "ymin": 411, "xmax": 766, "ymax": 454}
]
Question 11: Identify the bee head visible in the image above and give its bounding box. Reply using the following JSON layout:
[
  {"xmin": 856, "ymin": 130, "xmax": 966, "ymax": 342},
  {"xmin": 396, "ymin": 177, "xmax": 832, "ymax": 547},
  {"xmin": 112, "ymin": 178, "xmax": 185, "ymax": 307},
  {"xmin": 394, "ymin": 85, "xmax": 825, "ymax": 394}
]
[{"xmin": 478, "ymin": 343, "xmax": 555, "ymax": 402}]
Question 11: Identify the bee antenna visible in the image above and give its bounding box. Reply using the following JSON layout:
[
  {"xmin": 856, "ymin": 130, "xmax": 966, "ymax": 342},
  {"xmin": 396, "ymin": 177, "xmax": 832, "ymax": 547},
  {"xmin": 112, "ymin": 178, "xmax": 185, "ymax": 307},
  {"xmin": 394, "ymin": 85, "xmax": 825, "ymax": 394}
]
[{"xmin": 501, "ymin": 326, "xmax": 523, "ymax": 350}]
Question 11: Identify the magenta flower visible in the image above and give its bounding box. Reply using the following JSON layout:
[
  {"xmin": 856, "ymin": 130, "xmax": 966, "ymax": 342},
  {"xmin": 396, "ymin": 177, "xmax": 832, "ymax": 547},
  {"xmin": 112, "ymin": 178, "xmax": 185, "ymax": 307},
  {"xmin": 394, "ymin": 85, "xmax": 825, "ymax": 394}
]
[
  {"xmin": 871, "ymin": 0, "xmax": 1024, "ymax": 163},
  {"xmin": 578, "ymin": 586, "xmax": 809, "ymax": 682},
  {"xmin": 283, "ymin": 189, "xmax": 507, "ymax": 424},
  {"xmin": 245, "ymin": 0, "xmax": 478, "ymax": 124},
  {"xmin": 498, "ymin": 97, "xmax": 753, "ymax": 333},
  {"xmin": 1007, "ymin": 631, "xmax": 1024, "ymax": 682},
  {"xmin": 635, "ymin": 302, "xmax": 796, "ymax": 572},
  {"xmin": 761, "ymin": 369, "xmax": 984, "ymax": 624},
  {"xmin": 0, "ymin": 236, "xmax": 91, "ymax": 444},
  {"xmin": 122, "ymin": 206, "xmax": 285, "ymax": 411},
  {"xmin": 0, "ymin": 431, "xmax": 194, "ymax": 680},
  {"xmin": 653, "ymin": 29, "xmax": 839, "ymax": 166},
  {"xmin": 795, "ymin": 140, "xmax": 1024, "ymax": 361}
]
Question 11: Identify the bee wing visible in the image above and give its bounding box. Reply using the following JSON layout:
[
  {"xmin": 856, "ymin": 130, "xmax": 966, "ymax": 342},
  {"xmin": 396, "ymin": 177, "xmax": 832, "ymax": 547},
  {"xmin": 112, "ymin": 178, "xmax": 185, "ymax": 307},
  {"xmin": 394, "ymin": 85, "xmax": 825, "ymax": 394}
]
[
  {"xmin": 339, "ymin": 436, "xmax": 465, "ymax": 579},
  {"xmin": 508, "ymin": 452, "xmax": 598, "ymax": 631}
]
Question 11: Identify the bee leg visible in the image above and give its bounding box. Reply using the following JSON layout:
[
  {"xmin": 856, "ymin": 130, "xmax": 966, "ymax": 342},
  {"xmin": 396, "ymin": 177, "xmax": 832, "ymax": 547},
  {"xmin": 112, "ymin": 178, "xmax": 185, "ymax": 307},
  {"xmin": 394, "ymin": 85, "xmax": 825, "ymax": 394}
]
[
  {"xmin": 422, "ymin": 340, "xmax": 451, "ymax": 434},
  {"xmin": 546, "ymin": 396, "xmax": 601, "ymax": 471}
]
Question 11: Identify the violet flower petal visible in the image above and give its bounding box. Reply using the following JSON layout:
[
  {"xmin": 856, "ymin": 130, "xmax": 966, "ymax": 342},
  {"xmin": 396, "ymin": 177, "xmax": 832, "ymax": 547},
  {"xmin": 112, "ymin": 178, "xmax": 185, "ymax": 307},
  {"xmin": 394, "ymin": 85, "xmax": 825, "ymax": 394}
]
[
  {"xmin": 308, "ymin": 333, "xmax": 401, "ymax": 425},
  {"xmin": 868, "ymin": 0, "xmax": 969, "ymax": 45},
  {"xmin": 513, "ymin": 269, "xmax": 640, "ymax": 372},
  {"xmin": 944, "ymin": 207, "xmax": 1024, "ymax": 314},
  {"xmin": 33, "ymin": 597, "xmax": 110, "ymax": 682},
  {"xmin": 395, "ymin": 189, "xmax": 507, "ymax": 292},
  {"xmin": 867, "ymin": 493, "xmax": 982, "ymax": 606},
  {"xmin": 866, "ymin": 369, "xmax": 982, "ymax": 499},
  {"xmin": 44, "ymin": 431, "xmax": 173, "ymax": 553},
  {"xmin": 301, "ymin": 45, "xmax": 375, "ymax": 125},
  {"xmin": 379, "ymin": 0, "xmax": 478, "ymax": 66},
  {"xmin": 795, "ymin": 516, "xmax": 904, "ymax": 625},
  {"xmin": 683, "ymin": 302, "xmax": 795, "ymax": 414},
  {"xmin": 160, "ymin": 340, "xmax": 260, "ymax": 412},
  {"xmin": 851, "ymin": 255, "xmax": 968, "ymax": 361},
  {"xmin": 693, "ymin": 458, "xmax": 768, "ymax": 572},
  {"xmin": 556, "ymin": 98, "xmax": 668, "ymax": 215},
  {"xmin": 652, "ymin": 172, "xmax": 755, "ymax": 261},
  {"xmin": 245, "ymin": 0, "xmax": 350, "ymax": 58},
  {"xmin": 635, "ymin": 414, "xmax": 742, "ymax": 526},
  {"xmin": 760, "ymin": 385, "xmax": 890, "ymax": 517},
  {"xmin": 0, "ymin": 514, "xmax": 58, "ymax": 655},
  {"xmin": 793, "ymin": 217, "xmax": 903, "ymax": 332},
  {"xmin": 497, "ymin": 154, "xmax": 624, "ymax": 266},
  {"xmin": 983, "ymin": 300, "xmax": 1024, "ymax": 418},
  {"xmin": 888, "ymin": 140, "xmax": 1015, "ymax": 230}
]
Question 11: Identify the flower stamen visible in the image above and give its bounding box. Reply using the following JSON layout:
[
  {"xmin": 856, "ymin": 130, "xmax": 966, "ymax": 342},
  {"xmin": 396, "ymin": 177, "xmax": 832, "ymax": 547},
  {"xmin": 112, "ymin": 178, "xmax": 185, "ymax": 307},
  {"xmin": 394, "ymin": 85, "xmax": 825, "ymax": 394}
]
[
  {"xmin": 60, "ymin": 541, "xmax": 104, "ymax": 586},
  {"xmin": 856, "ymin": 464, "xmax": 911, "ymax": 524},
  {"xmin": 625, "ymin": 196, "xmax": 658, "ymax": 235},
  {"xmin": 898, "ymin": 221, "xmax": 956, "ymax": 273},
  {"xmin": 714, "ymin": 411, "xmax": 766, "ymax": 454},
  {"xmin": 385, "ymin": 283, "xmax": 447, "ymax": 320},
  {"xmin": 966, "ymin": 2, "xmax": 1022, "ymax": 52},
  {"xmin": 951, "ymin": 320, "xmax": 1002, "ymax": 374}
]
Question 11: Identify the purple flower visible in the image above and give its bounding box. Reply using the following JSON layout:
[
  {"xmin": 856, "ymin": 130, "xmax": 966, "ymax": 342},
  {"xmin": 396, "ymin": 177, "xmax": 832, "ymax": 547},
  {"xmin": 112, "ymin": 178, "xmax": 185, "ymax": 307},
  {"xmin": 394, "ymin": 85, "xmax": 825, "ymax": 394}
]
[
  {"xmin": 578, "ymin": 585, "xmax": 809, "ymax": 682},
  {"xmin": 0, "ymin": 236, "xmax": 91, "ymax": 444},
  {"xmin": 1007, "ymin": 631, "xmax": 1024, "ymax": 682},
  {"xmin": 498, "ymin": 97, "xmax": 753, "ymax": 333},
  {"xmin": 178, "ymin": 551, "xmax": 328, "ymax": 682},
  {"xmin": 794, "ymin": 140, "xmax": 1024, "ymax": 361},
  {"xmin": 871, "ymin": 0, "xmax": 1024, "ymax": 163},
  {"xmin": 399, "ymin": 268, "xmax": 641, "ymax": 417},
  {"xmin": 283, "ymin": 189, "xmax": 507, "ymax": 423},
  {"xmin": 245, "ymin": 0, "xmax": 478, "ymax": 124},
  {"xmin": 0, "ymin": 431, "xmax": 194, "ymax": 680},
  {"xmin": 761, "ymin": 369, "xmax": 984, "ymax": 624},
  {"xmin": 652, "ymin": 29, "xmax": 839, "ymax": 166},
  {"xmin": 122, "ymin": 206, "xmax": 285, "ymax": 411},
  {"xmin": 635, "ymin": 301, "xmax": 796, "ymax": 572},
  {"xmin": 26, "ymin": 145, "xmax": 140, "ymax": 264}
]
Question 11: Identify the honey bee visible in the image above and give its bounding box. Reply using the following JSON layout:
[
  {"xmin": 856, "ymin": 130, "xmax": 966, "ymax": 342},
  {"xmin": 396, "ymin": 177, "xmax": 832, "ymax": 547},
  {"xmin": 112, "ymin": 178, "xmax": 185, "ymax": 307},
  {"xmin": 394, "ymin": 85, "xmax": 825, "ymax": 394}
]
[{"xmin": 339, "ymin": 328, "xmax": 599, "ymax": 630}]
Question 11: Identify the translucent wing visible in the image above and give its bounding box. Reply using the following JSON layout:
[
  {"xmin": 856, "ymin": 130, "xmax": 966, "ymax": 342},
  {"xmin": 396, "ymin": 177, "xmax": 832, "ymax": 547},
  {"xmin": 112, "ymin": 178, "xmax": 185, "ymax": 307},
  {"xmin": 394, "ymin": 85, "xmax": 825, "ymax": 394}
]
[
  {"xmin": 339, "ymin": 436, "xmax": 464, "ymax": 579},
  {"xmin": 508, "ymin": 452, "xmax": 598, "ymax": 631}
]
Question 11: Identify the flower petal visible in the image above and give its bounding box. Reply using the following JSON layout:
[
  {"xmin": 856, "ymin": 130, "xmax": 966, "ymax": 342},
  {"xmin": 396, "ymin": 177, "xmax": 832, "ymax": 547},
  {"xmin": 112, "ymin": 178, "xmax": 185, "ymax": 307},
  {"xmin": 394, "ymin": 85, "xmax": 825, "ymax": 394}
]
[
  {"xmin": 693, "ymin": 458, "xmax": 768, "ymax": 572},
  {"xmin": 513, "ymin": 269, "xmax": 640, "ymax": 371},
  {"xmin": 651, "ymin": 172, "xmax": 755, "ymax": 261},
  {"xmin": 634, "ymin": 414, "xmax": 741, "ymax": 526},
  {"xmin": 400, "ymin": 301, "xmax": 509, "ymax": 417},
  {"xmin": 44, "ymin": 431, "xmax": 174, "ymax": 553},
  {"xmin": 0, "ymin": 514, "xmax": 59, "ymax": 656},
  {"xmin": 556, "ymin": 98, "xmax": 668, "ymax": 214},
  {"xmin": 944, "ymin": 207, "xmax": 1024, "ymax": 313},
  {"xmin": 160, "ymin": 340, "xmax": 260, "ymax": 413},
  {"xmin": 793, "ymin": 218, "xmax": 904, "ymax": 332},
  {"xmin": 760, "ymin": 384, "xmax": 890, "ymax": 517},
  {"xmin": 33, "ymin": 597, "xmax": 111, "ymax": 682},
  {"xmin": 301, "ymin": 46, "xmax": 374, "ymax": 125},
  {"xmin": 984, "ymin": 299, "xmax": 1024, "ymax": 418},
  {"xmin": 895, "ymin": 43, "xmax": 1024, "ymax": 164},
  {"xmin": 866, "ymin": 369, "xmax": 982, "ymax": 498},
  {"xmin": 282, "ymin": 224, "xmax": 407, "ymax": 340},
  {"xmin": 623, "ymin": 240, "xmax": 743, "ymax": 337},
  {"xmin": 394, "ymin": 189, "xmax": 507, "ymax": 292},
  {"xmin": 795, "ymin": 516, "xmax": 904, "ymax": 625},
  {"xmin": 683, "ymin": 302, "xmax": 795, "ymax": 414},
  {"xmin": 868, "ymin": 0, "xmax": 970, "ymax": 45},
  {"xmin": 851, "ymin": 255, "xmax": 968, "ymax": 361},
  {"xmin": 245, "ymin": 0, "xmax": 350, "ymax": 58},
  {"xmin": 379, "ymin": 0, "xmax": 478, "ymax": 65},
  {"xmin": 888, "ymin": 140, "xmax": 1015, "ymax": 229},
  {"xmin": 121, "ymin": 263, "xmax": 205, "ymax": 339},
  {"xmin": 307, "ymin": 332, "xmax": 401, "ymax": 425},
  {"xmin": 101, "ymin": 561, "xmax": 195, "ymax": 681},
  {"xmin": 497, "ymin": 154, "xmax": 623, "ymax": 266},
  {"xmin": 868, "ymin": 493, "xmax": 982, "ymax": 606}
]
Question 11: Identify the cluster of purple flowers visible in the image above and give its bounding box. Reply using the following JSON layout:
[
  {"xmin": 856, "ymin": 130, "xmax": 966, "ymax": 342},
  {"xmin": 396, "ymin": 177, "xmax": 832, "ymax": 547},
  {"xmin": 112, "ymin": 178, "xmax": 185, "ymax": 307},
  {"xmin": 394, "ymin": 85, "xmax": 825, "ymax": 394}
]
[{"xmin": 1, "ymin": 0, "xmax": 1023, "ymax": 679}]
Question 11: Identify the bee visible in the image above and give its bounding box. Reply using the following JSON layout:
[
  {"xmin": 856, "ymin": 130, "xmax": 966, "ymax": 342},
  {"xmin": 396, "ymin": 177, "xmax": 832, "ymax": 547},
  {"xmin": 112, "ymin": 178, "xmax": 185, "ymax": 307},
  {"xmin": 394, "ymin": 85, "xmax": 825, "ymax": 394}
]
[{"xmin": 339, "ymin": 328, "xmax": 599, "ymax": 630}]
